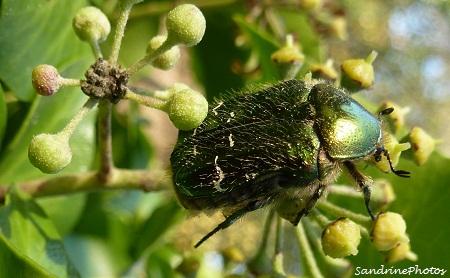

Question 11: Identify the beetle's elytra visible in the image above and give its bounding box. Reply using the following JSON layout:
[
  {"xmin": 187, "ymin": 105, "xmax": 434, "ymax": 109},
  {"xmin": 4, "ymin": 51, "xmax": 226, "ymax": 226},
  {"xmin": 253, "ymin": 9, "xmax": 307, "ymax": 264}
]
[{"xmin": 170, "ymin": 80, "xmax": 410, "ymax": 247}]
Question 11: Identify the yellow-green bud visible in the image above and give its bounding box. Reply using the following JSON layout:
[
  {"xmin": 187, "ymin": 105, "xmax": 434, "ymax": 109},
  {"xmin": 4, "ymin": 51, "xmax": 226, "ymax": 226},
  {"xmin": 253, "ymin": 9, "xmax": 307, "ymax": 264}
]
[
  {"xmin": 341, "ymin": 51, "xmax": 377, "ymax": 92},
  {"xmin": 147, "ymin": 35, "xmax": 180, "ymax": 70},
  {"xmin": 221, "ymin": 247, "xmax": 245, "ymax": 263},
  {"xmin": 401, "ymin": 127, "xmax": 438, "ymax": 166},
  {"xmin": 271, "ymin": 35, "xmax": 304, "ymax": 80},
  {"xmin": 73, "ymin": 7, "xmax": 111, "ymax": 43},
  {"xmin": 329, "ymin": 16, "xmax": 348, "ymax": 40},
  {"xmin": 120, "ymin": 0, "xmax": 143, "ymax": 6},
  {"xmin": 168, "ymin": 83, "xmax": 190, "ymax": 95},
  {"xmin": 373, "ymin": 132, "xmax": 410, "ymax": 173},
  {"xmin": 28, "ymin": 133, "xmax": 72, "ymax": 174},
  {"xmin": 32, "ymin": 65, "xmax": 61, "ymax": 96},
  {"xmin": 175, "ymin": 256, "xmax": 200, "ymax": 274},
  {"xmin": 299, "ymin": 0, "xmax": 323, "ymax": 11},
  {"xmin": 378, "ymin": 101, "xmax": 410, "ymax": 134},
  {"xmin": 321, "ymin": 217, "xmax": 361, "ymax": 258},
  {"xmin": 166, "ymin": 4, "xmax": 206, "ymax": 47},
  {"xmin": 371, "ymin": 212, "xmax": 409, "ymax": 252},
  {"xmin": 310, "ymin": 59, "xmax": 339, "ymax": 81},
  {"xmin": 276, "ymin": 198, "xmax": 308, "ymax": 225},
  {"xmin": 382, "ymin": 241, "xmax": 418, "ymax": 264},
  {"xmin": 369, "ymin": 179, "xmax": 396, "ymax": 212},
  {"xmin": 165, "ymin": 88, "xmax": 208, "ymax": 130}
]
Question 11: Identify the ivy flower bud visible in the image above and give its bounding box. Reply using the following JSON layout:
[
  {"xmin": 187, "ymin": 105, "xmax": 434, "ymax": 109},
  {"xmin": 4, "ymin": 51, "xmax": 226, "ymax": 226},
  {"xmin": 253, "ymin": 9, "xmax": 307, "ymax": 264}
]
[
  {"xmin": 271, "ymin": 35, "xmax": 304, "ymax": 80},
  {"xmin": 146, "ymin": 35, "xmax": 180, "ymax": 70},
  {"xmin": 378, "ymin": 101, "xmax": 410, "ymax": 134},
  {"xmin": 32, "ymin": 65, "xmax": 61, "ymax": 96},
  {"xmin": 382, "ymin": 241, "xmax": 418, "ymax": 264},
  {"xmin": 373, "ymin": 132, "xmax": 410, "ymax": 173},
  {"xmin": 401, "ymin": 127, "xmax": 438, "ymax": 166},
  {"xmin": 165, "ymin": 88, "xmax": 208, "ymax": 130},
  {"xmin": 310, "ymin": 59, "xmax": 338, "ymax": 81},
  {"xmin": 371, "ymin": 212, "xmax": 409, "ymax": 252},
  {"xmin": 299, "ymin": 0, "xmax": 323, "ymax": 11},
  {"xmin": 166, "ymin": 4, "xmax": 206, "ymax": 47},
  {"xmin": 28, "ymin": 133, "xmax": 72, "ymax": 174},
  {"xmin": 321, "ymin": 218, "xmax": 361, "ymax": 258},
  {"xmin": 340, "ymin": 51, "xmax": 377, "ymax": 92},
  {"xmin": 369, "ymin": 179, "xmax": 396, "ymax": 212},
  {"xmin": 276, "ymin": 198, "xmax": 308, "ymax": 225},
  {"xmin": 73, "ymin": 7, "xmax": 111, "ymax": 43},
  {"xmin": 329, "ymin": 16, "xmax": 348, "ymax": 40},
  {"xmin": 221, "ymin": 247, "xmax": 245, "ymax": 263}
]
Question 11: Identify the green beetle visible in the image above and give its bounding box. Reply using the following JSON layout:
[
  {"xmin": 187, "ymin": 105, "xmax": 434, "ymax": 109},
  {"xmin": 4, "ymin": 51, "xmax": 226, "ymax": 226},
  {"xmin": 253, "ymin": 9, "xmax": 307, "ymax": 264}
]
[{"xmin": 170, "ymin": 80, "xmax": 409, "ymax": 247}]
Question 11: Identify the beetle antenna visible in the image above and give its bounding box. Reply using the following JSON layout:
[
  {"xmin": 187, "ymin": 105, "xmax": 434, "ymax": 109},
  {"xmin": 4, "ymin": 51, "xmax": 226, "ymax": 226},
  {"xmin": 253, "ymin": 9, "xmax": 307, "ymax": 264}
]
[
  {"xmin": 378, "ymin": 107, "xmax": 394, "ymax": 118},
  {"xmin": 383, "ymin": 149, "xmax": 411, "ymax": 178}
]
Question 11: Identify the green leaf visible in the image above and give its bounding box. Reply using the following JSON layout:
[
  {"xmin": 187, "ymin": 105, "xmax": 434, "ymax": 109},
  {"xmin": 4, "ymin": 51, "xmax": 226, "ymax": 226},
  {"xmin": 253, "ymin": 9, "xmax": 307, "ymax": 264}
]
[
  {"xmin": 0, "ymin": 0, "xmax": 90, "ymax": 101},
  {"xmin": 37, "ymin": 194, "xmax": 87, "ymax": 237},
  {"xmin": 0, "ymin": 86, "xmax": 6, "ymax": 150},
  {"xmin": 233, "ymin": 15, "xmax": 281, "ymax": 83},
  {"xmin": 0, "ymin": 186, "xmax": 80, "ymax": 277},
  {"xmin": 190, "ymin": 8, "xmax": 244, "ymax": 101},
  {"xmin": 133, "ymin": 197, "xmax": 185, "ymax": 257},
  {"xmin": 64, "ymin": 234, "xmax": 126, "ymax": 278},
  {"xmin": 0, "ymin": 232, "xmax": 56, "ymax": 278}
]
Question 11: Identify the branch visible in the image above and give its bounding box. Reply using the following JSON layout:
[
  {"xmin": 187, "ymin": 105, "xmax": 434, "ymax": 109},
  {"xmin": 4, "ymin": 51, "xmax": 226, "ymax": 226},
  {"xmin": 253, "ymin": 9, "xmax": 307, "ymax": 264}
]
[{"xmin": 0, "ymin": 168, "xmax": 168, "ymax": 203}]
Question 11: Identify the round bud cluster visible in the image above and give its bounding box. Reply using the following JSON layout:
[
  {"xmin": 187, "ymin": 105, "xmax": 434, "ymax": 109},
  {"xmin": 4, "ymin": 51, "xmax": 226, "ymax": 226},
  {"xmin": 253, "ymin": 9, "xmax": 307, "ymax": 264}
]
[
  {"xmin": 147, "ymin": 35, "xmax": 180, "ymax": 70},
  {"xmin": 28, "ymin": 133, "xmax": 72, "ymax": 174},
  {"xmin": 32, "ymin": 65, "xmax": 61, "ymax": 96},
  {"xmin": 321, "ymin": 217, "xmax": 361, "ymax": 258},
  {"xmin": 73, "ymin": 6, "xmax": 111, "ymax": 43},
  {"xmin": 164, "ymin": 88, "xmax": 208, "ymax": 131},
  {"xmin": 371, "ymin": 212, "xmax": 409, "ymax": 252},
  {"xmin": 166, "ymin": 4, "xmax": 206, "ymax": 47}
]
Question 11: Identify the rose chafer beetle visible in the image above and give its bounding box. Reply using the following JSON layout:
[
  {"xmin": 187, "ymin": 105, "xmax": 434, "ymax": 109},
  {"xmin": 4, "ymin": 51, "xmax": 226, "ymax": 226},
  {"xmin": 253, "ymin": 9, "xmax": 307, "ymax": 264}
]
[{"xmin": 170, "ymin": 80, "xmax": 410, "ymax": 247}]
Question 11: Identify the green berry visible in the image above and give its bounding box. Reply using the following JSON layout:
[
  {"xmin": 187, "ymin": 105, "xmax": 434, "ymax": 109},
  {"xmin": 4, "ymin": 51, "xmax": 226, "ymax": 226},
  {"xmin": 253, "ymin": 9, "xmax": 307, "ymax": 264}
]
[
  {"xmin": 147, "ymin": 35, "xmax": 180, "ymax": 70},
  {"xmin": 28, "ymin": 133, "xmax": 72, "ymax": 174},
  {"xmin": 32, "ymin": 65, "xmax": 61, "ymax": 96},
  {"xmin": 166, "ymin": 4, "xmax": 206, "ymax": 47},
  {"xmin": 321, "ymin": 217, "xmax": 361, "ymax": 258},
  {"xmin": 73, "ymin": 7, "xmax": 111, "ymax": 43},
  {"xmin": 371, "ymin": 212, "xmax": 409, "ymax": 252},
  {"xmin": 165, "ymin": 88, "xmax": 208, "ymax": 130}
]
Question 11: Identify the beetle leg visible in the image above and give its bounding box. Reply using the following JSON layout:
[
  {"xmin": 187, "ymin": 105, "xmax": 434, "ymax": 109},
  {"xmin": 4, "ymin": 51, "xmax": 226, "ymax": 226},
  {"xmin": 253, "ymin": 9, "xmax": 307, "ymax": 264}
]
[
  {"xmin": 343, "ymin": 161, "xmax": 375, "ymax": 220},
  {"xmin": 292, "ymin": 183, "xmax": 326, "ymax": 226},
  {"xmin": 194, "ymin": 198, "xmax": 270, "ymax": 248}
]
